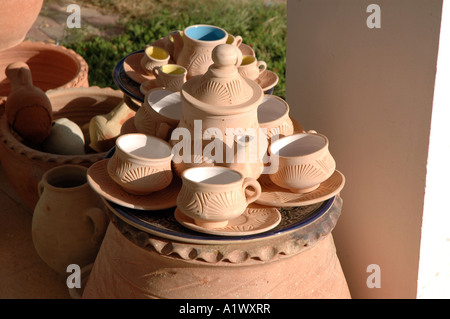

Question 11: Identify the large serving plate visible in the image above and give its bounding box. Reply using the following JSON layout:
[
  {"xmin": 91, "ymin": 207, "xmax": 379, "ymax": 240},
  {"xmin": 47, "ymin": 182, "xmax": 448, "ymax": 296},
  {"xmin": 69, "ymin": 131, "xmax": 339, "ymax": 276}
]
[
  {"xmin": 104, "ymin": 195, "xmax": 336, "ymax": 244},
  {"xmin": 113, "ymin": 50, "xmax": 146, "ymax": 103}
]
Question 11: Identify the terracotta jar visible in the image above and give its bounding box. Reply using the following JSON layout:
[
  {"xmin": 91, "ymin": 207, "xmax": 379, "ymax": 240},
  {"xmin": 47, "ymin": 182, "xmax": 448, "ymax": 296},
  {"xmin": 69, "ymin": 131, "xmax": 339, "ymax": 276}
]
[
  {"xmin": 32, "ymin": 165, "xmax": 109, "ymax": 275},
  {"xmin": 171, "ymin": 44, "xmax": 267, "ymax": 179},
  {"xmin": 0, "ymin": 87, "xmax": 123, "ymax": 210},
  {"xmin": 0, "ymin": 0, "xmax": 43, "ymax": 51},
  {"xmin": 82, "ymin": 196, "xmax": 351, "ymax": 299}
]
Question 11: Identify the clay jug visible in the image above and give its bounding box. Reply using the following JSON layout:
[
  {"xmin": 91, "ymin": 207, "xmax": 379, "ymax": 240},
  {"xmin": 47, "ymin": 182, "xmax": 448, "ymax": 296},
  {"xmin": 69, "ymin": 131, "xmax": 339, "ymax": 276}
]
[
  {"xmin": 5, "ymin": 62, "xmax": 53, "ymax": 144},
  {"xmin": 32, "ymin": 165, "xmax": 109, "ymax": 276},
  {"xmin": 173, "ymin": 25, "xmax": 230, "ymax": 78}
]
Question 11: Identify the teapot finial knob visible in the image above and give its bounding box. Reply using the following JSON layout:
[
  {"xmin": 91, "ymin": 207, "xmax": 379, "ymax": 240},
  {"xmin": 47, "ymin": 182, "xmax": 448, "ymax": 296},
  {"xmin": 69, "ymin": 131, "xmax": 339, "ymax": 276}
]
[{"xmin": 212, "ymin": 44, "xmax": 238, "ymax": 68}]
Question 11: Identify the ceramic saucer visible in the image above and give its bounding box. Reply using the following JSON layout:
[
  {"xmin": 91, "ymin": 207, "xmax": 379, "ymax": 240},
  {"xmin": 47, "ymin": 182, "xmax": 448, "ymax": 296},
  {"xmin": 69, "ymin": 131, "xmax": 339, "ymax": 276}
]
[
  {"xmin": 140, "ymin": 79, "xmax": 158, "ymax": 96},
  {"xmin": 123, "ymin": 52, "xmax": 156, "ymax": 84},
  {"xmin": 87, "ymin": 159, "xmax": 181, "ymax": 210},
  {"xmin": 255, "ymin": 170, "xmax": 345, "ymax": 207},
  {"xmin": 174, "ymin": 204, "xmax": 282, "ymax": 236},
  {"xmin": 255, "ymin": 70, "xmax": 279, "ymax": 94}
]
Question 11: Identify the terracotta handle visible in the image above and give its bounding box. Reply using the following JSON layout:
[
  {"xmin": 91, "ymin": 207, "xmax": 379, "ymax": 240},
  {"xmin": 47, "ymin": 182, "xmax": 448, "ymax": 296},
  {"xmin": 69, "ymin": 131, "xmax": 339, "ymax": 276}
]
[
  {"xmin": 84, "ymin": 207, "xmax": 108, "ymax": 242},
  {"xmin": 242, "ymin": 177, "xmax": 262, "ymax": 205},
  {"xmin": 152, "ymin": 67, "xmax": 161, "ymax": 78},
  {"xmin": 233, "ymin": 35, "xmax": 243, "ymax": 47},
  {"xmin": 37, "ymin": 179, "xmax": 45, "ymax": 197},
  {"xmin": 257, "ymin": 61, "xmax": 267, "ymax": 73},
  {"xmin": 234, "ymin": 45, "xmax": 243, "ymax": 67}
]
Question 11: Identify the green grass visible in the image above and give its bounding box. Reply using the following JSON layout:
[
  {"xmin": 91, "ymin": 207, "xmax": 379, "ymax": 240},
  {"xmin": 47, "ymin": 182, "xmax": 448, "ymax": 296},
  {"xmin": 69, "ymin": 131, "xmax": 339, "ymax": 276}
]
[{"xmin": 64, "ymin": 0, "xmax": 287, "ymax": 98}]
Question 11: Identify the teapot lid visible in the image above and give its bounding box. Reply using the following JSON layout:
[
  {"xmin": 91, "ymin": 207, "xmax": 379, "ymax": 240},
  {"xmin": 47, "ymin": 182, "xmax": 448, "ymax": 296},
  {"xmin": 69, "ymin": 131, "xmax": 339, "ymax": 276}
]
[{"xmin": 181, "ymin": 44, "xmax": 263, "ymax": 115}]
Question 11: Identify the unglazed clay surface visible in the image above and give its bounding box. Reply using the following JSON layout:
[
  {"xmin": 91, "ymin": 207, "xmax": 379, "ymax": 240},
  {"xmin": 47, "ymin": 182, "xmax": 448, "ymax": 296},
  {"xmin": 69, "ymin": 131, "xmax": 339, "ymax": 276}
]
[
  {"xmin": 87, "ymin": 159, "xmax": 181, "ymax": 210},
  {"xmin": 256, "ymin": 170, "xmax": 345, "ymax": 207}
]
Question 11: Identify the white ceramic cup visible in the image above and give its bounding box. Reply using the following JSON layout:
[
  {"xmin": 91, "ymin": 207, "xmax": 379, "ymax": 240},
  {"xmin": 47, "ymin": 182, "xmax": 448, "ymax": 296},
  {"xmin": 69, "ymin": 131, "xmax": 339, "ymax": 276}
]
[
  {"xmin": 268, "ymin": 132, "xmax": 336, "ymax": 194},
  {"xmin": 238, "ymin": 55, "xmax": 267, "ymax": 80},
  {"xmin": 107, "ymin": 133, "xmax": 173, "ymax": 195},
  {"xmin": 140, "ymin": 45, "xmax": 170, "ymax": 74},
  {"xmin": 176, "ymin": 166, "xmax": 262, "ymax": 229},
  {"xmin": 152, "ymin": 64, "xmax": 187, "ymax": 91}
]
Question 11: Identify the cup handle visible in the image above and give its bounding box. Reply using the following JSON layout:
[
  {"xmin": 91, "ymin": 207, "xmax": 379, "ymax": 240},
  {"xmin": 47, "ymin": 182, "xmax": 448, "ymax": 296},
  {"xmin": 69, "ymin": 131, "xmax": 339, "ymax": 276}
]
[
  {"xmin": 242, "ymin": 177, "xmax": 262, "ymax": 205},
  {"xmin": 152, "ymin": 66, "xmax": 160, "ymax": 78},
  {"xmin": 84, "ymin": 207, "xmax": 108, "ymax": 243},
  {"xmin": 234, "ymin": 46, "xmax": 243, "ymax": 67},
  {"xmin": 258, "ymin": 61, "xmax": 267, "ymax": 73},
  {"xmin": 156, "ymin": 122, "xmax": 171, "ymax": 140},
  {"xmin": 234, "ymin": 35, "xmax": 243, "ymax": 47}
]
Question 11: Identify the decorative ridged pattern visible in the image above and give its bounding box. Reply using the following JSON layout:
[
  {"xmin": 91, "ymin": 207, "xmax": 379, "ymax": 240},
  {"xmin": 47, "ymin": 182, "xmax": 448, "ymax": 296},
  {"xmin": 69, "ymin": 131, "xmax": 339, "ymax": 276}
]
[
  {"xmin": 106, "ymin": 195, "xmax": 343, "ymax": 264},
  {"xmin": 193, "ymin": 78, "xmax": 251, "ymax": 105},
  {"xmin": 276, "ymin": 164, "xmax": 324, "ymax": 182},
  {"xmin": 177, "ymin": 186, "xmax": 243, "ymax": 218},
  {"xmin": 108, "ymin": 156, "xmax": 168, "ymax": 185}
]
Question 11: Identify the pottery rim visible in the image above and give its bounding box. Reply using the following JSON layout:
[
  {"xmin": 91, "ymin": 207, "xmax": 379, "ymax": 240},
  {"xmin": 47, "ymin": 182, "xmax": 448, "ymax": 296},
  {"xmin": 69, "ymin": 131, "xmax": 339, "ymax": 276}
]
[{"xmin": 269, "ymin": 132, "xmax": 330, "ymax": 161}]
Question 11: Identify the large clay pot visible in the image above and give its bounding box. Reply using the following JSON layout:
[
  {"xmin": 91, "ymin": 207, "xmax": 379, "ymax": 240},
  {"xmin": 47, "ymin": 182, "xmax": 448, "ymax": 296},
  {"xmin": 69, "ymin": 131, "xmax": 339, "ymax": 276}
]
[
  {"xmin": 0, "ymin": 41, "xmax": 89, "ymax": 112},
  {"xmin": 0, "ymin": 0, "xmax": 43, "ymax": 51},
  {"xmin": 32, "ymin": 164, "xmax": 109, "ymax": 275},
  {"xmin": 82, "ymin": 196, "xmax": 351, "ymax": 299},
  {"xmin": 0, "ymin": 87, "xmax": 124, "ymax": 210}
]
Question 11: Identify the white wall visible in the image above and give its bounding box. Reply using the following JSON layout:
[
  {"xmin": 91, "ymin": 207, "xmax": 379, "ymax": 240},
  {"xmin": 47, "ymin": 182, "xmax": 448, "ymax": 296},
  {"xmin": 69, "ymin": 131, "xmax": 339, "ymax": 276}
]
[
  {"xmin": 417, "ymin": 0, "xmax": 450, "ymax": 299},
  {"xmin": 286, "ymin": 0, "xmax": 443, "ymax": 298}
]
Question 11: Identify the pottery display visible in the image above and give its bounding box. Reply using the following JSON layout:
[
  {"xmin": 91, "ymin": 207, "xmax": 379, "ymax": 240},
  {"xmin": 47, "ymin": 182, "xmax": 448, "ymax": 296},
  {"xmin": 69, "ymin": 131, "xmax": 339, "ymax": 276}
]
[
  {"xmin": 134, "ymin": 88, "xmax": 182, "ymax": 140},
  {"xmin": 258, "ymin": 95, "xmax": 294, "ymax": 141},
  {"xmin": 268, "ymin": 132, "xmax": 337, "ymax": 194},
  {"xmin": 0, "ymin": 0, "xmax": 43, "ymax": 51},
  {"xmin": 176, "ymin": 166, "xmax": 262, "ymax": 229},
  {"xmin": 0, "ymin": 41, "xmax": 89, "ymax": 107},
  {"xmin": 42, "ymin": 118, "xmax": 85, "ymax": 155},
  {"xmin": 32, "ymin": 165, "xmax": 109, "ymax": 275},
  {"xmin": 107, "ymin": 133, "xmax": 173, "ymax": 195},
  {"xmin": 88, "ymin": 100, "xmax": 136, "ymax": 153},
  {"xmin": 5, "ymin": 62, "xmax": 53, "ymax": 144},
  {"xmin": 0, "ymin": 86, "xmax": 124, "ymax": 210},
  {"xmin": 171, "ymin": 44, "xmax": 267, "ymax": 179}
]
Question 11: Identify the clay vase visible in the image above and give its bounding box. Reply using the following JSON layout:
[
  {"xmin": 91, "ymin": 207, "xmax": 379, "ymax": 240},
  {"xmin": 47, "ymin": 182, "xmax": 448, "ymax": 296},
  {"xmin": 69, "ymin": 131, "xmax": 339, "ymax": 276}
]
[
  {"xmin": 0, "ymin": 0, "xmax": 43, "ymax": 51},
  {"xmin": 32, "ymin": 164, "xmax": 109, "ymax": 276},
  {"xmin": 42, "ymin": 117, "xmax": 86, "ymax": 155},
  {"xmin": 88, "ymin": 100, "xmax": 136, "ymax": 153},
  {"xmin": 173, "ymin": 25, "xmax": 230, "ymax": 78},
  {"xmin": 5, "ymin": 61, "xmax": 53, "ymax": 144}
]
